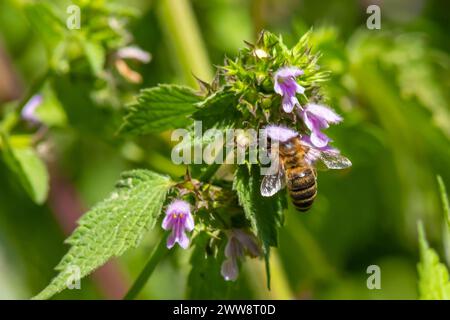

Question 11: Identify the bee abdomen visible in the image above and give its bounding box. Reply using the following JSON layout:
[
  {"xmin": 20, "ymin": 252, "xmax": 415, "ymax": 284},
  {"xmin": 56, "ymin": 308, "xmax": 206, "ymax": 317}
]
[
  {"xmin": 287, "ymin": 168, "xmax": 316, "ymax": 190},
  {"xmin": 287, "ymin": 168, "xmax": 317, "ymax": 212}
]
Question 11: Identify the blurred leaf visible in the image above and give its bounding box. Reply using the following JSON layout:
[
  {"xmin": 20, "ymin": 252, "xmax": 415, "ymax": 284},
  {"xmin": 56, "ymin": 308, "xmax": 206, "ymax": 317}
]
[
  {"xmin": 233, "ymin": 165, "xmax": 284, "ymax": 288},
  {"xmin": 0, "ymin": 133, "xmax": 49, "ymax": 204},
  {"xmin": 120, "ymin": 85, "xmax": 203, "ymax": 135},
  {"xmin": 24, "ymin": 2, "xmax": 65, "ymax": 53},
  {"xmin": 52, "ymin": 75, "xmax": 118, "ymax": 137},
  {"xmin": 417, "ymin": 221, "xmax": 450, "ymax": 299},
  {"xmin": 33, "ymin": 170, "xmax": 173, "ymax": 300},
  {"xmin": 437, "ymin": 176, "xmax": 450, "ymax": 231},
  {"xmin": 437, "ymin": 176, "xmax": 450, "ymax": 265},
  {"xmin": 35, "ymin": 85, "xmax": 67, "ymax": 128},
  {"xmin": 82, "ymin": 41, "xmax": 105, "ymax": 77}
]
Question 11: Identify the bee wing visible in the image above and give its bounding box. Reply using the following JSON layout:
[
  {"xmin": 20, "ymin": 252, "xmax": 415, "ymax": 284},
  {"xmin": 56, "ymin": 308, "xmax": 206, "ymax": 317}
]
[
  {"xmin": 314, "ymin": 150, "xmax": 352, "ymax": 170},
  {"xmin": 260, "ymin": 170, "xmax": 285, "ymax": 197}
]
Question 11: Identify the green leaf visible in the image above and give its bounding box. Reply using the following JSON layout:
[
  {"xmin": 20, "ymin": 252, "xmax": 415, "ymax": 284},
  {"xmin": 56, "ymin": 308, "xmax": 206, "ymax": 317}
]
[
  {"xmin": 120, "ymin": 85, "xmax": 203, "ymax": 135},
  {"xmin": 0, "ymin": 133, "xmax": 49, "ymax": 204},
  {"xmin": 233, "ymin": 165, "xmax": 284, "ymax": 288},
  {"xmin": 82, "ymin": 41, "xmax": 105, "ymax": 76},
  {"xmin": 437, "ymin": 176, "xmax": 450, "ymax": 231},
  {"xmin": 417, "ymin": 221, "xmax": 450, "ymax": 300},
  {"xmin": 33, "ymin": 170, "xmax": 173, "ymax": 300},
  {"xmin": 24, "ymin": 3, "xmax": 65, "ymax": 53},
  {"xmin": 35, "ymin": 85, "xmax": 68, "ymax": 128},
  {"xmin": 187, "ymin": 232, "xmax": 239, "ymax": 299},
  {"xmin": 192, "ymin": 90, "xmax": 239, "ymax": 129}
]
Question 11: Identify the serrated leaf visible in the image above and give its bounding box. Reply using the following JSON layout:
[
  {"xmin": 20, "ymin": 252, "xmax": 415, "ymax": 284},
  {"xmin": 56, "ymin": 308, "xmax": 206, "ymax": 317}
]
[
  {"xmin": 33, "ymin": 169, "xmax": 173, "ymax": 300},
  {"xmin": 120, "ymin": 85, "xmax": 203, "ymax": 135},
  {"xmin": 192, "ymin": 90, "xmax": 239, "ymax": 129},
  {"xmin": 417, "ymin": 221, "xmax": 450, "ymax": 300},
  {"xmin": 0, "ymin": 133, "xmax": 49, "ymax": 204},
  {"xmin": 233, "ymin": 165, "xmax": 284, "ymax": 288}
]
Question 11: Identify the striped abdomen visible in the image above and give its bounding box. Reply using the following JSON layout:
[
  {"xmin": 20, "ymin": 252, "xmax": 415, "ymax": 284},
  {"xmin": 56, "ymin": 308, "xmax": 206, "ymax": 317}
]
[
  {"xmin": 286, "ymin": 167, "xmax": 317, "ymax": 212},
  {"xmin": 280, "ymin": 137, "xmax": 317, "ymax": 212}
]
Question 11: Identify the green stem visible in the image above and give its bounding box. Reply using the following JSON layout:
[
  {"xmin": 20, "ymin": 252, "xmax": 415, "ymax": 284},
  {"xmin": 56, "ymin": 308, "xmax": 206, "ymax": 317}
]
[
  {"xmin": 157, "ymin": 0, "xmax": 213, "ymax": 87},
  {"xmin": 123, "ymin": 235, "xmax": 168, "ymax": 300}
]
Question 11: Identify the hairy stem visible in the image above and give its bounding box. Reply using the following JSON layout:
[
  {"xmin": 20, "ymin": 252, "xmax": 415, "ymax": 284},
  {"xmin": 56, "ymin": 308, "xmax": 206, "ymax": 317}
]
[{"xmin": 124, "ymin": 235, "xmax": 168, "ymax": 300}]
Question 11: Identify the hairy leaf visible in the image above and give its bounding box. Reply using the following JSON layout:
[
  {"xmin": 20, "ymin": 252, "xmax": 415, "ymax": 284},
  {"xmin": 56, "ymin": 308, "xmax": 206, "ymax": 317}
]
[
  {"xmin": 0, "ymin": 133, "xmax": 49, "ymax": 204},
  {"xmin": 192, "ymin": 90, "xmax": 239, "ymax": 129},
  {"xmin": 120, "ymin": 85, "xmax": 203, "ymax": 135},
  {"xmin": 417, "ymin": 221, "xmax": 450, "ymax": 300},
  {"xmin": 34, "ymin": 170, "xmax": 173, "ymax": 300},
  {"xmin": 233, "ymin": 165, "xmax": 284, "ymax": 287}
]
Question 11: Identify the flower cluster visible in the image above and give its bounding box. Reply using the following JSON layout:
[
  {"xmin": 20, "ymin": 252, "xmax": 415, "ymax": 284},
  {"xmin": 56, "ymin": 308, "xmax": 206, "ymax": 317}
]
[
  {"xmin": 158, "ymin": 31, "xmax": 347, "ymax": 283},
  {"xmin": 273, "ymin": 67, "xmax": 342, "ymax": 149}
]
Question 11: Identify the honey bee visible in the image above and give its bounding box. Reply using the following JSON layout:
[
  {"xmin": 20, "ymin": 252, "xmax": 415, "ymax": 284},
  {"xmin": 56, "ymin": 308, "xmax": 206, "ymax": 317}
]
[{"xmin": 261, "ymin": 134, "xmax": 351, "ymax": 211}]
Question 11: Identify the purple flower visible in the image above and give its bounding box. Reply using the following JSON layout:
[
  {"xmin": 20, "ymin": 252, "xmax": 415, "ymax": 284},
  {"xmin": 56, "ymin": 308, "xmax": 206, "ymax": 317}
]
[
  {"xmin": 221, "ymin": 229, "xmax": 261, "ymax": 281},
  {"xmin": 115, "ymin": 46, "xmax": 151, "ymax": 83},
  {"xmin": 264, "ymin": 124, "xmax": 298, "ymax": 142},
  {"xmin": 21, "ymin": 94, "xmax": 43, "ymax": 125},
  {"xmin": 162, "ymin": 199, "xmax": 194, "ymax": 249},
  {"xmin": 274, "ymin": 66, "xmax": 305, "ymax": 113},
  {"xmin": 116, "ymin": 46, "xmax": 151, "ymax": 63},
  {"xmin": 299, "ymin": 103, "xmax": 342, "ymax": 148}
]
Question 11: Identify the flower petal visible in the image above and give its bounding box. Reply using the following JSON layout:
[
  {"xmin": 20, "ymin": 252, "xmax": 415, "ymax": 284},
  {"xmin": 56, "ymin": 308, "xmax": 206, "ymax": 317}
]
[
  {"xmin": 234, "ymin": 230, "xmax": 261, "ymax": 257},
  {"xmin": 166, "ymin": 199, "xmax": 191, "ymax": 216},
  {"xmin": 305, "ymin": 104, "xmax": 342, "ymax": 124},
  {"xmin": 162, "ymin": 214, "xmax": 174, "ymax": 230},
  {"xmin": 225, "ymin": 237, "xmax": 243, "ymax": 259},
  {"xmin": 167, "ymin": 230, "xmax": 177, "ymax": 249},
  {"xmin": 264, "ymin": 125, "xmax": 298, "ymax": 142},
  {"xmin": 177, "ymin": 230, "xmax": 190, "ymax": 249},
  {"xmin": 184, "ymin": 213, "xmax": 195, "ymax": 232},
  {"xmin": 310, "ymin": 130, "xmax": 330, "ymax": 148},
  {"xmin": 21, "ymin": 94, "xmax": 43, "ymax": 124},
  {"xmin": 116, "ymin": 46, "xmax": 151, "ymax": 63},
  {"xmin": 274, "ymin": 80, "xmax": 283, "ymax": 95},
  {"xmin": 282, "ymin": 96, "xmax": 295, "ymax": 113},
  {"xmin": 294, "ymin": 82, "xmax": 305, "ymax": 95},
  {"xmin": 221, "ymin": 258, "xmax": 239, "ymax": 281},
  {"xmin": 275, "ymin": 66, "xmax": 303, "ymax": 79}
]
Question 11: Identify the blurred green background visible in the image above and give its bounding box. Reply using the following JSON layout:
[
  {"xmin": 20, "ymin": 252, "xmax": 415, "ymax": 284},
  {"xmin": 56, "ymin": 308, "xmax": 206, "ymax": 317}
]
[{"xmin": 0, "ymin": 0, "xmax": 449, "ymax": 299}]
